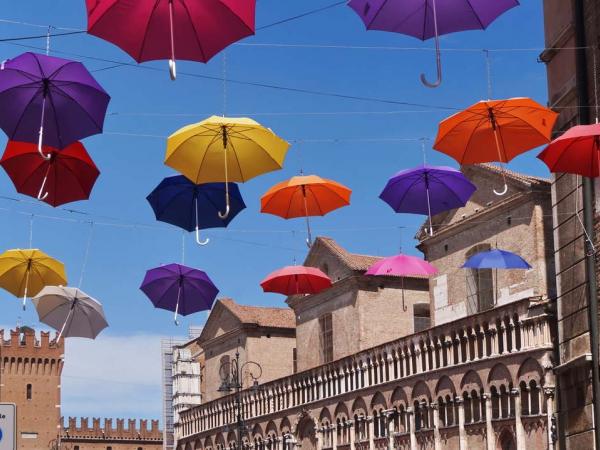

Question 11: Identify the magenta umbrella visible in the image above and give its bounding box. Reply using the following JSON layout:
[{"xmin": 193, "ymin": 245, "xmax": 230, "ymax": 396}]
[
  {"xmin": 366, "ymin": 254, "xmax": 437, "ymax": 310},
  {"xmin": 86, "ymin": 0, "xmax": 256, "ymax": 80}
]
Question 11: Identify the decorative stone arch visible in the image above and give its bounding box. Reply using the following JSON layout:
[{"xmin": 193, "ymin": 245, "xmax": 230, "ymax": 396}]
[
  {"xmin": 351, "ymin": 396, "xmax": 368, "ymax": 416},
  {"xmin": 185, "ymin": 442, "xmax": 193, "ymax": 450},
  {"xmin": 460, "ymin": 370, "xmax": 484, "ymax": 394},
  {"xmin": 319, "ymin": 407, "xmax": 333, "ymax": 423},
  {"xmin": 487, "ymin": 363, "xmax": 513, "ymax": 390},
  {"xmin": 435, "ymin": 375, "xmax": 457, "ymax": 398},
  {"xmin": 204, "ymin": 436, "xmax": 214, "ymax": 450},
  {"xmin": 370, "ymin": 391, "xmax": 387, "ymax": 412},
  {"xmin": 334, "ymin": 401, "xmax": 350, "ymax": 420},
  {"xmin": 516, "ymin": 358, "xmax": 543, "ymax": 385},
  {"xmin": 296, "ymin": 413, "xmax": 318, "ymax": 450},
  {"xmin": 391, "ymin": 386, "xmax": 409, "ymax": 408},
  {"xmin": 496, "ymin": 427, "xmax": 516, "ymax": 450},
  {"xmin": 280, "ymin": 417, "xmax": 292, "ymax": 434},
  {"xmin": 194, "ymin": 438, "xmax": 203, "ymax": 450},
  {"xmin": 215, "ymin": 433, "xmax": 226, "ymax": 450},
  {"xmin": 265, "ymin": 420, "xmax": 278, "ymax": 436},
  {"xmin": 226, "ymin": 431, "xmax": 237, "ymax": 449},
  {"xmin": 411, "ymin": 380, "xmax": 431, "ymax": 402},
  {"xmin": 252, "ymin": 424, "xmax": 264, "ymax": 439}
]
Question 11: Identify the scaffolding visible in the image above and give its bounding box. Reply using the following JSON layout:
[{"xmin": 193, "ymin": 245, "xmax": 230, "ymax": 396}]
[{"xmin": 162, "ymin": 326, "xmax": 202, "ymax": 450}]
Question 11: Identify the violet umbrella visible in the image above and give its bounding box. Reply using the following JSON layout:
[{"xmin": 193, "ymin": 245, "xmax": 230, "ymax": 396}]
[
  {"xmin": 0, "ymin": 52, "xmax": 110, "ymax": 159},
  {"xmin": 366, "ymin": 254, "xmax": 437, "ymax": 310},
  {"xmin": 380, "ymin": 165, "xmax": 476, "ymax": 236},
  {"xmin": 348, "ymin": 0, "xmax": 519, "ymax": 87},
  {"xmin": 140, "ymin": 263, "xmax": 219, "ymax": 324}
]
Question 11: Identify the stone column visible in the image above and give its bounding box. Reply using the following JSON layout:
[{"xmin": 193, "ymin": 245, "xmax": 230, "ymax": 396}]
[
  {"xmin": 482, "ymin": 393, "xmax": 494, "ymax": 450},
  {"xmin": 367, "ymin": 416, "xmax": 374, "ymax": 449},
  {"xmin": 544, "ymin": 388, "xmax": 555, "ymax": 450},
  {"xmin": 384, "ymin": 410, "xmax": 395, "ymax": 450},
  {"xmin": 431, "ymin": 402, "xmax": 441, "ymax": 450},
  {"xmin": 456, "ymin": 397, "xmax": 466, "ymax": 450},
  {"xmin": 332, "ymin": 425, "xmax": 338, "ymax": 450},
  {"xmin": 490, "ymin": 328, "xmax": 498, "ymax": 356},
  {"xmin": 445, "ymin": 339, "xmax": 454, "ymax": 365},
  {"xmin": 348, "ymin": 420, "xmax": 355, "ymax": 450},
  {"xmin": 407, "ymin": 407, "xmax": 417, "ymax": 450},
  {"xmin": 511, "ymin": 388, "xmax": 525, "ymax": 450},
  {"xmin": 509, "ymin": 321, "xmax": 516, "ymax": 352},
  {"xmin": 415, "ymin": 347, "xmax": 422, "ymax": 373}
]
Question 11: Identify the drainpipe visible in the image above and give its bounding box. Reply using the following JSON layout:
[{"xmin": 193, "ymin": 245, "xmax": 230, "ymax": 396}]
[{"xmin": 574, "ymin": 1, "xmax": 600, "ymax": 449}]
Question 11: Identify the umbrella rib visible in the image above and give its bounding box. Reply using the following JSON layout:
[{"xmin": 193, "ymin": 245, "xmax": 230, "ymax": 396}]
[
  {"xmin": 50, "ymin": 85, "xmax": 104, "ymax": 132},
  {"xmin": 227, "ymin": 138, "xmax": 246, "ymax": 182},
  {"xmin": 457, "ymin": 115, "xmax": 489, "ymax": 164},
  {"xmin": 179, "ymin": 0, "xmax": 208, "ymax": 62},
  {"xmin": 464, "ymin": 0, "xmax": 486, "ymax": 29},
  {"xmin": 45, "ymin": 90, "xmax": 66, "ymax": 147},
  {"xmin": 5, "ymin": 88, "xmax": 43, "ymax": 139},
  {"xmin": 136, "ymin": 0, "xmax": 162, "ymax": 62},
  {"xmin": 495, "ymin": 109, "xmax": 554, "ymax": 146},
  {"xmin": 193, "ymin": 133, "xmax": 221, "ymax": 182},
  {"xmin": 388, "ymin": 173, "xmax": 424, "ymax": 210}
]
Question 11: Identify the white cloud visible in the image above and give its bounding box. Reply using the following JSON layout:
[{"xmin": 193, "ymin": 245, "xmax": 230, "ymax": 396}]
[{"xmin": 61, "ymin": 333, "xmax": 166, "ymax": 421}]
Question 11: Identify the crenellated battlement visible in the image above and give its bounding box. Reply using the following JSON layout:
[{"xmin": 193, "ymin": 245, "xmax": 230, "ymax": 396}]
[
  {"xmin": 61, "ymin": 417, "xmax": 162, "ymax": 441},
  {"xmin": 0, "ymin": 327, "xmax": 63, "ymax": 353}
]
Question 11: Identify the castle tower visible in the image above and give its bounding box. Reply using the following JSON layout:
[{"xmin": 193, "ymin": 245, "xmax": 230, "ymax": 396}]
[{"xmin": 0, "ymin": 327, "xmax": 64, "ymax": 450}]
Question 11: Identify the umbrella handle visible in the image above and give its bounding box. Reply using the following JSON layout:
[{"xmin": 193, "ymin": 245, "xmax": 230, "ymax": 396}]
[
  {"xmin": 195, "ymin": 227, "xmax": 210, "ymax": 246},
  {"xmin": 168, "ymin": 0, "xmax": 176, "ymax": 80},
  {"xmin": 218, "ymin": 203, "xmax": 230, "ymax": 220},
  {"xmin": 22, "ymin": 267, "xmax": 31, "ymax": 310},
  {"xmin": 37, "ymin": 170, "xmax": 50, "ymax": 201},
  {"xmin": 493, "ymin": 184, "xmax": 508, "ymax": 196},
  {"xmin": 169, "ymin": 59, "xmax": 177, "ymax": 81},
  {"xmin": 38, "ymin": 94, "xmax": 51, "ymax": 160},
  {"xmin": 420, "ymin": 0, "xmax": 442, "ymax": 88},
  {"xmin": 174, "ymin": 284, "xmax": 181, "ymax": 326}
]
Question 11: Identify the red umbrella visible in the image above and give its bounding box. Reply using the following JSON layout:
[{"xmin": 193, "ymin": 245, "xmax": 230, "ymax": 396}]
[
  {"xmin": 260, "ymin": 266, "xmax": 332, "ymax": 296},
  {"xmin": 85, "ymin": 0, "xmax": 256, "ymax": 80},
  {"xmin": 0, "ymin": 141, "xmax": 100, "ymax": 207},
  {"xmin": 538, "ymin": 123, "xmax": 600, "ymax": 177}
]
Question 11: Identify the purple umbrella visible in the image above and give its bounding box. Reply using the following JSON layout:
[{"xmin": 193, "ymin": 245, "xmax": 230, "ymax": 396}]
[
  {"xmin": 0, "ymin": 52, "xmax": 110, "ymax": 159},
  {"xmin": 140, "ymin": 263, "xmax": 219, "ymax": 324},
  {"xmin": 348, "ymin": 0, "xmax": 519, "ymax": 87},
  {"xmin": 379, "ymin": 164, "xmax": 476, "ymax": 235}
]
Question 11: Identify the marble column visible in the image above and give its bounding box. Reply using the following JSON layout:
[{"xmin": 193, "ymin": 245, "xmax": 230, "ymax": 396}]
[
  {"xmin": 456, "ymin": 397, "xmax": 466, "ymax": 450},
  {"xmin": 482, "ymin": 393, "xmax": 494, "ymax": 450},
  {"xmin": 408, "ymin": 407, "xmax": 417, "ymax": 450},
  {"xmin": 367, "ymin": 416, "xmax": 374, "ymax": 449},
  {"xmin": 544, "ymin": 388, "xmax": 555, "ymax": 450},
  {"xmin": 384, "ymin": 410, "xmax": 395, "ymax": 450},
  {"xmin": 348, "ymin": 420, "xmax": 355, "ymax": 450},
  {"xmin": 511, "ymin": 388, "xmax": 525, "ymax": 450},
  {"xmin": 431, "ymin": 402, "xmax": 441, "ymax": 450},
  {"xmin": 332, "ymin": 425, "xmax": 337, "ymax": 450}
]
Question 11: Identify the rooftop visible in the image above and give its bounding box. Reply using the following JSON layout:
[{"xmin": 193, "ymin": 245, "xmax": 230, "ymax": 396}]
[{"xmin": 219, "ymin": 298, "xmax": 296, "ymax": 329}]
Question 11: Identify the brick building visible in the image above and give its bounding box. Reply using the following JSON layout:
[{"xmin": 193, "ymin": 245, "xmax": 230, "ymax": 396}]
[
  {"xmin": 0, "ymin": 326, "xmax": 163, "ymax": 450},
  {"xmin": 540, "ymin": 0, "xmax": 600, "ymax": 448},
  {"xmin": 174, "ymin": 165, "xmax": 557, "ymax": 450}
]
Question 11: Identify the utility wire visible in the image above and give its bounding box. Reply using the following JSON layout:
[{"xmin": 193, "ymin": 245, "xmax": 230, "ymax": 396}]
[{"xmin": 257, "ymin": 1, "xmax": 346, "ymax": 30}]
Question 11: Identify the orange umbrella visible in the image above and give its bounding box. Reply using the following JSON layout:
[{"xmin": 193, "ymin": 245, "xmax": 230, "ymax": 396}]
[
  {"xmin": 261, "ymin": 174, "xmax": 351, "ymax": 246},
  {"xmin": 434, "ymin": 97, "xmax": 558, "ymax": 195}
]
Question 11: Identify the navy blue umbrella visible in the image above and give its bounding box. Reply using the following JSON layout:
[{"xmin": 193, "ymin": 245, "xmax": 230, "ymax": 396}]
[
  {"xmin": 462, "ymin": 249, "xmax": 531, "ymax": 269},
  {"xmin": 147, "ymin": 176, "xmax": 246, "ymax": 245}
]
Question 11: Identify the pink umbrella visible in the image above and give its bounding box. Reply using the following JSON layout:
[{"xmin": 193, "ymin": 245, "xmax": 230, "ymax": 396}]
[
  {"xmin": 366, "ymin": 254, "xmax": 437, "ymax": 311},
  {"xmin": 85, "ymin": 0, "xmax": 256, "ymax": 80}
]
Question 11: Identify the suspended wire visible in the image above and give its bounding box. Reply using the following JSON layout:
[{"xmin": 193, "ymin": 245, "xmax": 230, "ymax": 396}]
[
  {"xmin": 78, "ymin": 221, "xmax": 95, "ymax": 289},
  {"xmin": 257, "ymin": 1, "xmax": 346, "ymax": 30},
  {"xmin": 0, "ymin": 30, "xmax": 85, "ymax": 42}
]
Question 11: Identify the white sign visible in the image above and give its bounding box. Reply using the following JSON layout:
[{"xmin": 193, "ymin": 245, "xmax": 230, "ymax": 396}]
[{"xmin": 0, "ymin": 404, "xmax": 16, "ymax": 450}]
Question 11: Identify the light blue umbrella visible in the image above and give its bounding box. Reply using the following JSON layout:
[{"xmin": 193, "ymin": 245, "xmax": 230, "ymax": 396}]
[{"xmin": 462, "ymin": 249, "xmax": 531, "ymax": 269}]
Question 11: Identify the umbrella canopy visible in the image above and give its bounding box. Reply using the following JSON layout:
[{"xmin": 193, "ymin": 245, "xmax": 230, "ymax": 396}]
[
  {"xmin": 140, "ymin": 263, "xmax": 219, "ymax": 323},
  {"xmin": 434, "ymin": 98, "xmax": 557, "ymax": 195},
  {"xmin": 0, "ymin": 52, "xmax": 110, "ymax": 156},
  {"xmin": 146, "ymin": 176, "xmax": 246, "ymax": 245},
  {"xmin": 537, "ymin": 123, "xmax": 600, "ymax": 177},
  {"xmin": 366, "ymin": 254, "xmax": 438, "ymax": 277},
  {"xmin": 32, "ymin": 286, "xmax": 108, "ymax": 341},
  {"xmin": 0, "ymin": 249, "xmax": 67, "ymax": 307},
  {"xmin": 0, "ymin": 140, "xmax": 100, "ymax": 207},
  {"xmin": 260, "ymin": 175, "xmax": 352, "ymax": 246},
  {"xmin": 86, "ymin": 0, "xmax": 256, "ymax": 79},
  {"xmin": 462, "ymin": 249, "xmax": 531, "ymax": 269},
  {"xmin": 348, "ymin": 0, "xmax": 518, "ymax": 87},
  {"xmin": 379, "ymin": 164, "xmax": 476, "ymax": 235},
  {"xmin": 260, "ymin": 266, "xmax": 332, "ymax": 296}
]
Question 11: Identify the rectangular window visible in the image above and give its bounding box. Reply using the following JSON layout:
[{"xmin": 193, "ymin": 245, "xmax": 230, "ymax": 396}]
[
  {"xmin": 292, "ymin": 348, "xmax": 297, "ymax": 373},
  {"xmin": 319, "ymin": 314, "xmax": 333, "ymax": 363}
]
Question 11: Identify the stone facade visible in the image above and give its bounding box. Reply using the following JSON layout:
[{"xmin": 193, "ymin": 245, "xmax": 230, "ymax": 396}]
[
  {"xmin": 540, "ymin": 0, "xmax": 600, "ymax": 448},
  {"xmin": 0, "ymin": 328, "xmax": 63, "ymax": 450},
  {"xmin": 60, "ymin": 417, "xmax": 162, "ymax": 450}
]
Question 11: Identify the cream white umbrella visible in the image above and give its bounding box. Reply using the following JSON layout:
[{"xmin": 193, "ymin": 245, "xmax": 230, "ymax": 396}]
[{"xmin": 32, "ymin": 286, "xmax": 108, "ymax": 342}]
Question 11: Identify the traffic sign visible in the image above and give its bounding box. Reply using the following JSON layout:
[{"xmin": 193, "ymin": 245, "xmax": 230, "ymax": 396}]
[{"xmin": 0, "ymin": 404, "xmax": 16, "ymax": 450}]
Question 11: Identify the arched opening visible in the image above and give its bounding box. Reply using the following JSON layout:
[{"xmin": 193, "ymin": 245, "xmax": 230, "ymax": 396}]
[{"xmin": 497, "ymin": 430, "xmax": 516, "ymax": 450}]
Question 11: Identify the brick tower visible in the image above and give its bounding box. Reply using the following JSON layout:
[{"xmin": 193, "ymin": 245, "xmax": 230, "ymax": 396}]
[{"xmin": 0, "ymin": 327, "xmax": 64, "ymax": 450}]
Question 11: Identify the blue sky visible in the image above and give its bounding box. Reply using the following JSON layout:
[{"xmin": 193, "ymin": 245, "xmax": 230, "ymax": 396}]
[{"xmin": 0, "ymin": 1, "xmax": 549, "ymax": 420}]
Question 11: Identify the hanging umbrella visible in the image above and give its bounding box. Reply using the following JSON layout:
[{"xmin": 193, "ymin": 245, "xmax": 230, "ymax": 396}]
[
  {"xmin": 260, "ymin": 175, "xmax": 352, "ymax": 247},
  {"xmin": 462, "ymin": 249, "xmax": 531, "ymax": 269},
  {"xmin": 86, "ymin": 0, "xmax": 256, "ymax": 80},
  {"xmin": 379, "ymin": 164, "xmax": 476, "ymax": 236},
  {"xmin": 32, "ymin": 286, "xmax": 108, "ymax": 341},
  {"xmin": 0, "ymin": 140, "xmax": 100, "ymax": 207},
  {"xmin": 537, "ymin": 123, "xmax": 600, "ymax": 177},
  {"xmin": 165, "ymin": 116, "xmax": 289, "ymax": 218},
  {"xmin": 0, "ymin": 249, "xmax": 67, "ymax": 309},
  {"xmin": 140, "ymin": 263, "xmax": 219, "ymax": 324},
  {"xmin": 0, "ymin": 52, "xmax": 110, "ymax": 158},
  {"xmin": 434, "ymin": 97, "xmax": 558, "ymax": 195},
  {"xmin": 146, "ymin": 176, "xmax": 246, "ymax": 246},
  {"xmin": 348, "ymin": 0, "xmax": 518, "ymax": 87},
  {"xmin": 366, "ymin": 254, "xmax": 437, "ymax": 310},
  {"xmin": 260, "ymin": 266, "xmax": 332, "ymax": 296}
]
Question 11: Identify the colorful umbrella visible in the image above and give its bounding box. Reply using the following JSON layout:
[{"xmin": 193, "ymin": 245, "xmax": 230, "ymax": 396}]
[
  {"xmin": 366, "ymin": 253, "xmax": 437, "ymax": 310},
  {"xmin": 140, "ymin": 263, "xmax": 219, "ymax": 324},
  {"xmin": 165, "ymin": 116, "xmax": 289, "ymax": 218},
  {"xmin": 0, "ymin": 249, "xmax": 67, "ymax": 309},
  {"xmin": 348, "ymin": 0, "xmax": 518, "ymax": 87},
  {"xmin": 86, "ymin": 0, "xmax": 256, "ymax": 80},
  {"xmin": 0, "ymin": 52, "xmax": 110, "ymax": 158},
  {"xmin": 462, "ymin": 249, "xmax": 531, "ymax": 269},
  {"xmin": 32, "ymin": 286, "xmax": 108, "ymax": 341},
  {"xmin": 147, "ymin": 176, "xmax": 246, "ymax": 245},
  {"xmin": 260, "ymin": 266, "xmax": 332, "ymax": 296},
  {"xmin": 379, "ymin": 164, "xmax": 476, "ymax": 235},
  {"xmin": 434, "ymin": 98, "xmax": 558, "ymax": 195},
  {"xmin": 537, "ymin": 123, "xmax": 600, "ymax": 177},
  {"xmin": 260, "ymin": 175, "xmax": 352, "ymax": 246},
  {"xmin": 0, "ymin": 140, "xmax": 100, "ymax": 207}
]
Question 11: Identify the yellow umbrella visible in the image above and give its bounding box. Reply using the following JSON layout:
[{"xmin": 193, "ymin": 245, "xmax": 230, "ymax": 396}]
[
  {"xmin": 0, "ymin": 249, "xmax": 67, "ymax": 309},
  {"xmin": 165, "ymin": 115, "xmax": 289, "ymax": 219}
]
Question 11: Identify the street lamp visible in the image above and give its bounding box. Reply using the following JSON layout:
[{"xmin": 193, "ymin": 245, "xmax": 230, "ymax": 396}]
[{"xmin": 218, "ymin": 351, "xmax": 263, "ymax": 449}]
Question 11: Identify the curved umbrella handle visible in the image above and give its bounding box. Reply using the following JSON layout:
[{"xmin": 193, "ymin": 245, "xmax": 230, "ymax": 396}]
[
  {"xmin": 37, "ymin": 172, "xmax": 50, "ymax": 201},
  {"xmin": 168, "ymin": 0, "xmax": 177, "ymax": 81},
  {"xmin": 420, "ymin": 0, "xmax": 442, "ymax": 88},
  {"xmin": 195, "ymin": 227, "xmax": 210, "ymax": 246},
  {"xmin": 169, "ymin": 59, "xmax": 177, "ymax": 81},
  {"xmin": 38, "ymin": 129, "xmax": 51, "ymax": 160},
  {"xmin": 493, "ymin": 183, "xmax": 508, "ymax": 196},
  {"xmin": 218, "ymin": 203, "xmax": 230, "ymax": 220}
]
